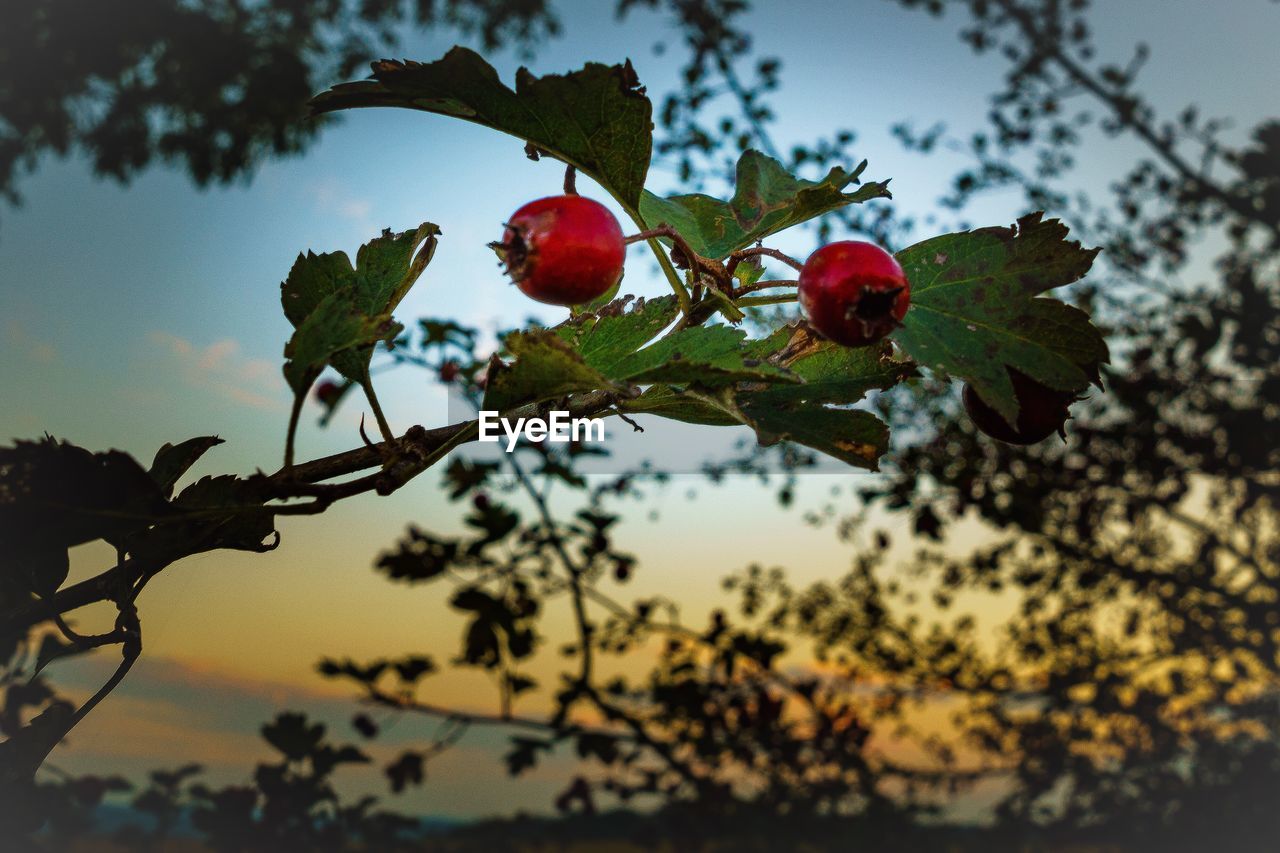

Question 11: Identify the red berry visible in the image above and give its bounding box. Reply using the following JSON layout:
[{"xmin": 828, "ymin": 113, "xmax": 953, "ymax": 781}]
[
  {"xmin": 314, "ymin": 380, "xmax": 343, "ymax": 406},
  {"xmin": 962, "ymin": 370, "xmax": 1076, "ymax": 445},
  {"xmin": 497, "ymin": 195, "xmax": 625, "ymax": 306},
  {"xmin": 439, "ymin": 360, "xmax": 460, "ymax": 383},
  {"xmin": 798, "ymin": 241, "xmax": 909, "ymax": 347}
]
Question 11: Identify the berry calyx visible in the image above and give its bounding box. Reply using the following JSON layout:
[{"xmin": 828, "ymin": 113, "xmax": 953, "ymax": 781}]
[
  {"xmin": 962, "ymin": 370, "xmax": 1076, "ymax": 445},
  {"xmin": 798, "ymin": 241, "xmax": 909, "ymax": 347},
  {"xmin": 496, "ymin": 195, "xmax": 625, "ymax": 306}
]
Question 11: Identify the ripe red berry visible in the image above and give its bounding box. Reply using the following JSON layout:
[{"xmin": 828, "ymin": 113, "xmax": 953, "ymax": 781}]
[
  {"xmin": 798, "ymin": 241, "xmax": 909, "ymax": 347},
  {"xmin": 496, "ymin": 195, "xmax": 625, "ymax": 306},
  {"xmin": 439, "ymin": 360, "xmax": 460, "ymax": 383},
  {"xmin": 962, "ymin": 370, "xmax": 1076, "ymax": 445}
]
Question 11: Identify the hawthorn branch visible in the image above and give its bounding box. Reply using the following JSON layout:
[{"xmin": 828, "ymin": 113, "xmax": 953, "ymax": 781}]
[{"xmin": 5, "ymin": 392, "xmax": 621, "ymax": 640}]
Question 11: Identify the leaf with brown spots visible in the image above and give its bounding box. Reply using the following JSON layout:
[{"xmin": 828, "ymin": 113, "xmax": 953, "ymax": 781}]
[{"xmin": 891, "ymin": 213, "xmax": 1107, "ymax": 426}]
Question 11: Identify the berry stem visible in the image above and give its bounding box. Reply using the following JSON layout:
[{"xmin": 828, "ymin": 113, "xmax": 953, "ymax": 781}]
[
  {"xmin": 733, "ymin": 278, "xmax": 797, "ymax": 298},
  {"xmin": 284, "ymin": 388, "xmax": 306, "ymax": 469},
  {"xmin": 622, "ymin": 222, "xmax": 694, "ymax": 313},
  {"xmin": 563, "ymin": 164, "xmax": 577, "ymax": 195},
  {"xmin": 736, "ymin": 293, "xmax": 798, "ymax": 308},
  {"xmin": 360, "ymin": 367, "xmax": 396, "ymax": 445},
  {"xmin": 727, "ymin": 246, "xmax": 804, "ymax": 276},
  {"xmin": 624, "ymin": 225, "xmax": 700, "ymax": 263}
]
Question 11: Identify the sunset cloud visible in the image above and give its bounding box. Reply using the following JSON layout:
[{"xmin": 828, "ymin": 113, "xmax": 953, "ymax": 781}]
[{"xmin": 148, "ymin": 331, "xmax": 284, "ymax": 411}]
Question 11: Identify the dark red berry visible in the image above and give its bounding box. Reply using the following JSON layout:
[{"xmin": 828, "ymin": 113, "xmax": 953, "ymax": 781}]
[
  {"xmin": 496, "ymin": 195, "xmax": 625, "ymax": 306},
  {"xmin": 798, "ymin": 241, "xmax": 909, "ymax": 347},
  {"xmin": 472, "ymin": 492, "xmax": 491, "ymax": 511},
  {"xmin": 439, "ymin": 360, "xmax": 460, "ymax": 383},
  {"xmin": 962, "ymin": 370, "xmax": 1076, "ymax": 445},
  {"xmin": 314, "ymin": 379, "xmax": 343, "ymax": 407}
]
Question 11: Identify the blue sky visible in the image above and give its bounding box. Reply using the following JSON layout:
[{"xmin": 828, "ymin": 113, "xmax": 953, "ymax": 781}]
[{"xmin": 2, "ymin": 0, "xmax": 1276, "ymax": 821}]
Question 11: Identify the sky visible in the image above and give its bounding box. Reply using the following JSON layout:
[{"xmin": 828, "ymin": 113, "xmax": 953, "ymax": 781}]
[{"xmin": 2, "ymin": 0, "xmax": 1277, "ymax": 822}]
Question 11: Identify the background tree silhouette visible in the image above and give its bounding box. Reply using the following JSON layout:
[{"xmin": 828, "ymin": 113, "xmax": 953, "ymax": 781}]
[{"xmin": 0, "ymin": 0, "xmax": 558, "ymax": 206}]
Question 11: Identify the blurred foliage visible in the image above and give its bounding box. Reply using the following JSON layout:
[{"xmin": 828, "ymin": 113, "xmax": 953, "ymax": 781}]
[{"xmin": 0, "ymin": 0, "xmax": 558, "ymax": 205}]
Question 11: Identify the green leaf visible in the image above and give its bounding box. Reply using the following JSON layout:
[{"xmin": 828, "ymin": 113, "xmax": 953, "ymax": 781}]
[
  {"xmin": 350, "ymin": 223, "xmax": 441, "ymax": 317},
  {"xmin": 148, "ymin": 436, "xmax": 223, "ymax": 498},
  {"xmin": 311, "ymin": 48, "xmax": 653, "ymax": 209},
  {"xmin": 891, "ymin": 213, "xmax": 1107, "ymax": 426},
  {"xmin": 621, "ymin": 385, "xmax": 738, "ymax": 426},
  {"xmin": 282, "ymin": 292, "xmax": 399, "ymax": 394},
  {"xmin": 569, "ymin": 276, "xmax": 623, "ymax": 318},
  {"xmin": 618, "ymin": 322, "xmax": 904, "ymax": 469},
  {"xmin": 607, "ymin": 324, "xmax": 796, "ymax": 386},
  {"xmin": 738, "ymin": 402, "xmax": 890, "ymax": 470},
  {"xmin": 569, "ymin": 296, "xmax": 679, "ymax": 374},
  {"xmin": 746, "ymin": 328, "xmax": 915, "ymax": 406},
  {"xmin": 638, "ymin": 151, "xmax": 891, "ymax": 259},
  {"xmin": 280, "ymin": 222, "xmax": 438, "ymax": 388},
  {"xmin": 483, "ymin": 330, "xmax": 616, "ymax": 412}
]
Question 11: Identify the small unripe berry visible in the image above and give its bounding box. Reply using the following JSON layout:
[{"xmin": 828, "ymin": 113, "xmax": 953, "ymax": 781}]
[
  {"xmin": 496, "ymin": 195, "xmax": 625, "ymax": 306},
  {"xmin": 798, "ymin": 241, "xmax": 909, "ymax": 347},
  {"xmin": 962, "ymin": 370, "xmax": 1075, "ymax": 445}
]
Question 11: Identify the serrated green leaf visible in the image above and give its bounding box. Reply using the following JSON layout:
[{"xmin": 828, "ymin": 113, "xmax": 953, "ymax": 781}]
[
  {"xmin": 609, "ymin": 324, "xmax": 797, "ymax": 386},
  {"xmin": 483, "ymin": 330, "xmax": 616, "ymax": 412},
  {"xmin": 351, "ymin": 223, "xmax": 441, "ymax": 316},
  {"xmin": 148, "ymin": 436, "xmax": 223, "ymax": 498},
  {"xmin": 621, "ymin": 385, "xmax": 738, "ymax": 425},
  {"xmin": 311, "ymin": 48, "xmax": 653, "ymax": 209},
  {"xmin": 739, "ymin": 403, "xmax": 889, "ymax": 470},
  {"xmin": 732, "ymin": 256, "xmax": 767, "ymax": 289},
  {"xmin": 571, "ymin": 296, "xmax": 679, "ymax": 374},
  {"xmin": 891, "ymin": 212, "xmax": 1107, "ymax": 426},
  {"xmin": 639, "ymin": 151, "xmax": 891, "ymax": 259},
  {"xmin": 569, "ymin": 276, "xmax": 623, "ymax": 318},
  {"xmin": 616, "ymin": 321, "xmax": 901, "ymax": 469},
  {"xmin": 748, "ymin": 333, "xmax": 915, "ymax": 407},
  {"xmin": 281, "ymin": 223, "xmax": 437, "ymax": 388},
  {"xmin": 283, "ymin": 292, "xmax": 398, "ymax": 394}
]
